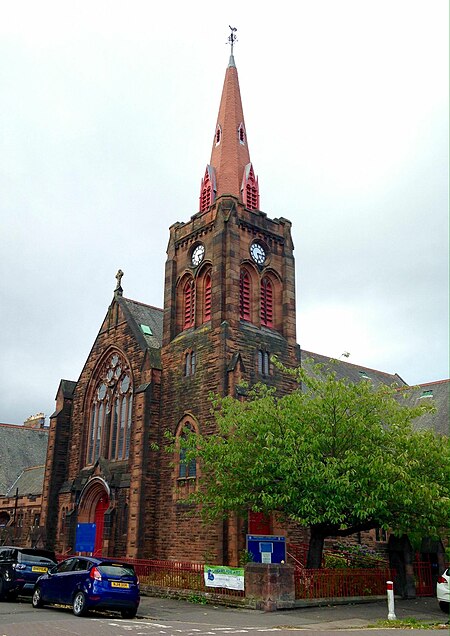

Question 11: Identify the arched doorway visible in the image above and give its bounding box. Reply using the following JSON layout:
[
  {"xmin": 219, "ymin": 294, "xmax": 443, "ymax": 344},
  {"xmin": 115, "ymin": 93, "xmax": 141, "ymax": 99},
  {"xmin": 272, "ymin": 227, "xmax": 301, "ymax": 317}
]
[{"xmin": 77, "ymin": 478, "xmax": 110, "ymax": 556}]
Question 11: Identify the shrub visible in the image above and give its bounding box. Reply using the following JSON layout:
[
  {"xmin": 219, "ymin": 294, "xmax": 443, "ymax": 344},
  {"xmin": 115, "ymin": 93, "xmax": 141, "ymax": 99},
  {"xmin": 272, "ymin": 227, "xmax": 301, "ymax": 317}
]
[{"xmin": 331, "ymin": 543, "xmax": 387, "ymax": 569}]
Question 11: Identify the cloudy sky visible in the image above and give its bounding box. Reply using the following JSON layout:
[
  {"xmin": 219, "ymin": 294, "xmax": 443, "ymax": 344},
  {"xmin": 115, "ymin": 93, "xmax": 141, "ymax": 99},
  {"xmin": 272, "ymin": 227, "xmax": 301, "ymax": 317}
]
[{"xmin": 1, "ymin": 0, "xmax": 448, "ymax": 425}]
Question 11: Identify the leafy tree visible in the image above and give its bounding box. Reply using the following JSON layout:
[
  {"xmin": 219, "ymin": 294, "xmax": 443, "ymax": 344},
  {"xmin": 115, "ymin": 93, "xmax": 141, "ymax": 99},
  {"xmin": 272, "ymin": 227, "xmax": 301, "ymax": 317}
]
[{"xmin": 173, "ymin": 358, "xmax": 449, "ymax": 568}]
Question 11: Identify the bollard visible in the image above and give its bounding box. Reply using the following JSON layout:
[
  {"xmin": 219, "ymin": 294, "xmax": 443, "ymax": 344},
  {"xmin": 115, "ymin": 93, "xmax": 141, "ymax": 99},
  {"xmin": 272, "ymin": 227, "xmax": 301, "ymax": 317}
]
[{"xmin": 386, "ymin": 580, "xmax": 396, "ymax": 620}]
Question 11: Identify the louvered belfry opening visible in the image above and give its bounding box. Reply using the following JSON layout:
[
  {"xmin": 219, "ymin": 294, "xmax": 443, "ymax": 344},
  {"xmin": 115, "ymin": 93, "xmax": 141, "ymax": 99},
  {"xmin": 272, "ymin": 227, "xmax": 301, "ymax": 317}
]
[
  {"xmin": 199, "ymin": 168, "xmax": 213, "ymax": 213},
  {"xmin": 200, "ymin": 184, "xmax": 212, "ymax": 212},
  {"xmin": 183, "ymin": 279, "xmax": 195, "ymax": 329},
  {"xmin": 203, "ymin": 272, "xmax": 212, "ymax": 322},
  {"xmin": 260, "ymin": 277, "xmax": 273, "ymax": 327},
  {"xmin": 242, "ymin": 163, "xmax": 259, "ymax": 211},
  {"xmin": 239, "ymin": 269, "xmax": 251, "ymax": 321},
  {"xmin": 246, "ymin": 183, "xmax": 258, "ymax": 210}
]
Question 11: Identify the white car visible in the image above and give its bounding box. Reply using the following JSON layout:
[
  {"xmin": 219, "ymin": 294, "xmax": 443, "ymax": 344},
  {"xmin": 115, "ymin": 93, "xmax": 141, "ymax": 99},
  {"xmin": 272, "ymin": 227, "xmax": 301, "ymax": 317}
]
[{"xmin": 437, "ymin": 568, "xmax": 449, "ymax": 613}]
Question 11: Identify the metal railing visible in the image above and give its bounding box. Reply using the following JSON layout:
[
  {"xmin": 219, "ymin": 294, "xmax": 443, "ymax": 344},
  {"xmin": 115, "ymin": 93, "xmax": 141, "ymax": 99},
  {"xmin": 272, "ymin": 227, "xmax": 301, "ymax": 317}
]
[
  {"xmin": 413, "ymin": 561, "xmax": 434, "ymax": 597},
  {"xmin": 294, "ymin": 567, "xmax": 393, "ymax": 599}
]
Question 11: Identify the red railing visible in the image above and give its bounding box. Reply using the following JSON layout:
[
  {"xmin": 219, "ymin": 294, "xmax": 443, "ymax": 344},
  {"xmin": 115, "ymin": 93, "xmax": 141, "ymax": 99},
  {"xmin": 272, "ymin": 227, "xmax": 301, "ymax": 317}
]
[
  {"xmin": 294, "ymin": 567, "xmax": 393, "ymax": 599},
  {"xmin": 131, "ymin": 559, "xmax": 244, "ymax": 598},
  {"xmin": 125, "ymin": 559, "xmax": 204, "ymax": 591},
  {"xmin": 287, "ymin": 542, "xmax": 309, "ymax": 567},
  {"xmin": 413, "ymin": 561, "xmax": 433, "ymax": 596}
]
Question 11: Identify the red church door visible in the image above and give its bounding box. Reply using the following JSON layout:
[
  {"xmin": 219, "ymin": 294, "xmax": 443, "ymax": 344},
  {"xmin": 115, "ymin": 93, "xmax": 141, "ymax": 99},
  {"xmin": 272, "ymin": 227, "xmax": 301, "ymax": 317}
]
[
  {"xmin": 248, "ymin": 511, "xmax": 271, "ymax": 535},
  {"xmin": 93, "ymin": 495, "xmax": 109, "ymax": 556}
]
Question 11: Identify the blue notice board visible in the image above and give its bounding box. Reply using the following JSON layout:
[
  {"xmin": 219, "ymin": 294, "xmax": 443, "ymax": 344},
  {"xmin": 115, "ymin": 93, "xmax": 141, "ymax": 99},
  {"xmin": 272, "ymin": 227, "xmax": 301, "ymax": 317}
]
[
  {"xmin": 75, "ymin": 523, "xmax": 96, "ymax": 552},
  {"xmin": 246, "ymin": 535, "xmax": 286, "ymax": 564}
]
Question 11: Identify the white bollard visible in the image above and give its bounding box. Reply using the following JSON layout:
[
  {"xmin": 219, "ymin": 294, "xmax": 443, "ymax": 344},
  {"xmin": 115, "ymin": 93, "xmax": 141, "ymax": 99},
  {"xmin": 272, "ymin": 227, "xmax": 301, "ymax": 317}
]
[{"xmin": 386, "ymin": 580, "xmax": 396, "ymax": 620}]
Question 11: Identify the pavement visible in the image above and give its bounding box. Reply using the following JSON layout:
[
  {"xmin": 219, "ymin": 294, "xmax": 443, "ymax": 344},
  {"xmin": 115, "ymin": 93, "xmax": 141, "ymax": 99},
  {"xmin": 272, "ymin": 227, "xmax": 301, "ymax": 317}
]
[{"xmin": 136, "ymin": 595, "xmax": 448, "ymax": 630}]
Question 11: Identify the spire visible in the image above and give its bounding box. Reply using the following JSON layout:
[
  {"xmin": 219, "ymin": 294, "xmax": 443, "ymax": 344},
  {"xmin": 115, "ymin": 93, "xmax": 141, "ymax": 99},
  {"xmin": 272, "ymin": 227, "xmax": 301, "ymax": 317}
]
[{"xmin": 198, "ymin": 28, "xmax": 259, "ymax": 212}]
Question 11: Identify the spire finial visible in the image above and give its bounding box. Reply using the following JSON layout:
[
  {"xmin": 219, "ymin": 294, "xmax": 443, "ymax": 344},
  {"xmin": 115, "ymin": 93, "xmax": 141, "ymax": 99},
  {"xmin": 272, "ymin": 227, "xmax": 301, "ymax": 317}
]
[
  {"xmin": 228, "ymin": 26, "xmax": 237, "ymax": 67},
  {"xmin": 114, "ymin": 269, "xmax": 124, "ymax": 297}
]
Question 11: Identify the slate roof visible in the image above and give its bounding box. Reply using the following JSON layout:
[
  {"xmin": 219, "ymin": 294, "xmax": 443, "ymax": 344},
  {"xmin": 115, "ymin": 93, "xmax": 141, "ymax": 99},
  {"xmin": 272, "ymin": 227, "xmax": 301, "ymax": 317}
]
[
  {"xmin": 0, "ymin": 424, "xmax": 49, "ymax": 495},
  {"xmin": 59, "ymin": 379, "xmax": 77, "ymax": 399},
  {"xmin": 300, "ymin": 351, "xmax": 448, "ymax": 437},
  {"xmin": 398, "ymin": 379, "xmax": 449, "ymax": 436},
  {"xmin": 301, "ymin": 350, "xmax": 408, "ymax": 388},
  {"xmin": 5, "ymin": 465, "xmax": 45, "ymax": 498},
  {"xmin": 118, "ymin": 297, "xmax": 163, "ymax": 368}
]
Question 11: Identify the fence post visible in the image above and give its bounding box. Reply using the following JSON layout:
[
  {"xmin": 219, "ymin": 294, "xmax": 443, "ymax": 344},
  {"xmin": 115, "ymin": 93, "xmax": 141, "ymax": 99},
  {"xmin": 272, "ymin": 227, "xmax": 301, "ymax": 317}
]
[{"xmin": 386, "ymin": 580, "xmax": 396, "ymax": 620}]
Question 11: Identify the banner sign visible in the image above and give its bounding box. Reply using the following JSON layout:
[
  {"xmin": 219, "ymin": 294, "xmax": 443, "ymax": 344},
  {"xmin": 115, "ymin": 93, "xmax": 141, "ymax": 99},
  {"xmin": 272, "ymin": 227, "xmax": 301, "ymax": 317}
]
[{"xmin": 204, "ymin": 565, "xmax": 244, "ymax": 591}]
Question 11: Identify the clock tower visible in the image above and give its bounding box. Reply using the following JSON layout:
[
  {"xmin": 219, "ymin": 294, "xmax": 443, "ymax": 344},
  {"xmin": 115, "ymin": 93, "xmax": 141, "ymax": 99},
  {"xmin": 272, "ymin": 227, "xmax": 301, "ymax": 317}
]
[{"xmin": 155, "ymin": 39, "xmax": 299, "ymax": 565}]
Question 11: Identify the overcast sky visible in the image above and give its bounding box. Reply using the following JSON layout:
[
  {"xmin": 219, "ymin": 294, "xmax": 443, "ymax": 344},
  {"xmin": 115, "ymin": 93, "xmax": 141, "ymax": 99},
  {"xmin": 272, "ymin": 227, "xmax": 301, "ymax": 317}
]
[{"xmin": 1, "ymin": 0, "xmax": 448, "ymax": 425}]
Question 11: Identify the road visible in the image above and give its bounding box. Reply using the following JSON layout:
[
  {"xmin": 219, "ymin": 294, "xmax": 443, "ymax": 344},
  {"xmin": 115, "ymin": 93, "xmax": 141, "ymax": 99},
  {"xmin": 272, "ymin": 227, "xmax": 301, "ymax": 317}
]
[{"xmin": 0, "ymin": 596, "xmax": 447, "ymax": 636}]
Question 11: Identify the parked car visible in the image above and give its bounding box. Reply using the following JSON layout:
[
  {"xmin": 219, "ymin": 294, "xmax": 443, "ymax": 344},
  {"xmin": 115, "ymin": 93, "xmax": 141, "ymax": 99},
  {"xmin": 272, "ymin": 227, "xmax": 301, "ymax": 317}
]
[
  {"xmin": 0, "ymin": 546, "xmax": 57, "ymax": 600},
  {"xmin": 437, "ymin": 568, "xmax": 449, "ymax": 613},
  {"xmin": 32, "ymin": 556, "xmax": 140, "ymax": 618}
]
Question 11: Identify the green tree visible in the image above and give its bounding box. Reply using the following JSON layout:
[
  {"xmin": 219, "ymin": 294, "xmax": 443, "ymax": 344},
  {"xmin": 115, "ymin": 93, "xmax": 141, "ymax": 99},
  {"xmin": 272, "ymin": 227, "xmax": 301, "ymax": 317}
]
[{"xmin": 174, "ymin": 358, "xmax": 449, "ymax": 568}]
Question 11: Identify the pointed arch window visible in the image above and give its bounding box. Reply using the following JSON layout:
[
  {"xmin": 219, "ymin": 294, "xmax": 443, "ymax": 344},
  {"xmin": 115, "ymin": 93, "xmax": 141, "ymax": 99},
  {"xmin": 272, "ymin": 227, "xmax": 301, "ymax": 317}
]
[
  {"xmin": 177, "ymin": 422, "xmax": 197, "ymax": 479},
  {"xmin": 61, "ymin": 507, "xmax": 68, "ymax": 534},
  {"xmin": 183, "ymin": 279, "xmax": 195, "ymax": 329},
  {"xmin": 184, "ymin": 350, "xmax": 196, "ymax": 376},
  {"xmin": 261, "ymin": 277, "xmax": 274, "ymax": 327},
  {"xmin": 86, "ymin": 352, "xmax": 133, "ymax": 465},
  {"xmin": 203, "ymin": 271, "xmax": 212, "ymax": 322},
  {"xmin": 258, "ymin": 350, "xmax": 270, "ymax": 376},
  {"xmin": 239, "ymin": 269, "xmax": 251, "ymax": 321}
]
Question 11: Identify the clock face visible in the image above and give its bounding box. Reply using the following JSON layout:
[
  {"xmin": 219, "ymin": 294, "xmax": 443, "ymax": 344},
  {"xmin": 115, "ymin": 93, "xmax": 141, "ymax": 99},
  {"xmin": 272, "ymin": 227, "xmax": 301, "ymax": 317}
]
[
  {"xmin": 191, "ymin": 244, "xmax": 205, "ymax": 266},
  {"xmin": 250, "ymin": 242, "xmax": 266, "ymax": 265}
]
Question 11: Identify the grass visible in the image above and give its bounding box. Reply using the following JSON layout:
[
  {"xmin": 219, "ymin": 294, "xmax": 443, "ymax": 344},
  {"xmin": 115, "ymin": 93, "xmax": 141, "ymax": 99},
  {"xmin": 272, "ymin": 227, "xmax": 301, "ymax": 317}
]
[{"xmin": 369, "ymin": 617, "xmax": 449, "ymax": 630}]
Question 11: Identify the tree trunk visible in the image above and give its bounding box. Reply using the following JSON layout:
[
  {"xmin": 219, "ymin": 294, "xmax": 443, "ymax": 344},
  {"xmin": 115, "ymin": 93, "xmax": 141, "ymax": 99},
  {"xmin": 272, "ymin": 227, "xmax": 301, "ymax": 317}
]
[{"xmin": 306, "ymin": 525, "xmax": 326, "ymax": 569}]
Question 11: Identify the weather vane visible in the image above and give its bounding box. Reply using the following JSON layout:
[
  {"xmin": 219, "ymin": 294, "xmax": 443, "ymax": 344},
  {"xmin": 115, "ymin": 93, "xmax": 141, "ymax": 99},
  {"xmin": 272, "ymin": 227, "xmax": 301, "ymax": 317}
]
[{"xmin": 228, "ymin": 26, "xmax": 237, "ymax": 55}]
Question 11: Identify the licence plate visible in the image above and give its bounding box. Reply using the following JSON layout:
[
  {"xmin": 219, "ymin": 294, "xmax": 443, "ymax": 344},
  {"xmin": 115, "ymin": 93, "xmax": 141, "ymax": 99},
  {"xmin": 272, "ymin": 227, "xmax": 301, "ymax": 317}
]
[
  {"xmin": 32, "ymin": 566, "xmax": 48, "ymax": 573},
  {"xmin": 111, "ymin": 582, "xmax": 130, "ymax": 588}
]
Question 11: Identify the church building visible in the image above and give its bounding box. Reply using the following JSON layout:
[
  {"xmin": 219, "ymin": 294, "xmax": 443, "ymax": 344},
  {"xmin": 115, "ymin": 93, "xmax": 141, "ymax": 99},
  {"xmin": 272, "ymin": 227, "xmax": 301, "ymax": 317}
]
[{"xmin": 38, "ymin": 42, "xmax": 433, "ymax": 565}]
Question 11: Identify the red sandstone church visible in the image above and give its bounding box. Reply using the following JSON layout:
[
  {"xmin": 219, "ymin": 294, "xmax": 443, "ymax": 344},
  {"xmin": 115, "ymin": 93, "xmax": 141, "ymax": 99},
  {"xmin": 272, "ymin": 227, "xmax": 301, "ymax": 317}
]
[{"xmin": 33, "ymin": 44, "xmax": 447, "ymax": 565}]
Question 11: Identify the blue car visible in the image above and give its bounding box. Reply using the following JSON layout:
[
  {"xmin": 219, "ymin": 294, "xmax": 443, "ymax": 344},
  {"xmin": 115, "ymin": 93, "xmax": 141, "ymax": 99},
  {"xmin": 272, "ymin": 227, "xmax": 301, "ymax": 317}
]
[
  {"xmin": 32, "ymin": 556, "xmax": 140, "ymax": 618},
  {"xmin": 0, "ymin": 547, "xmax": 57, "ymax": 599}
]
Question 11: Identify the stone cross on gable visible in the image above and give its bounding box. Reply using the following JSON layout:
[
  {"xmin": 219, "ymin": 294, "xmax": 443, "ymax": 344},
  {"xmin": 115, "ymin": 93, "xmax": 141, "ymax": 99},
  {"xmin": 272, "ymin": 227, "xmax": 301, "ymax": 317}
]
[{"xmin": 114, "ymin": 269, "xmax": 124, "ymax": 297}]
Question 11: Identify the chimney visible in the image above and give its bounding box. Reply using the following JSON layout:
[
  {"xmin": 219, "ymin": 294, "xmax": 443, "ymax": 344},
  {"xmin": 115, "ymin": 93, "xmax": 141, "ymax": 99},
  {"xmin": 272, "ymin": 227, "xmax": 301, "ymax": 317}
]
[{"xmin": 23, "ymin": 413, "xmax": 46, "ymax": 429}]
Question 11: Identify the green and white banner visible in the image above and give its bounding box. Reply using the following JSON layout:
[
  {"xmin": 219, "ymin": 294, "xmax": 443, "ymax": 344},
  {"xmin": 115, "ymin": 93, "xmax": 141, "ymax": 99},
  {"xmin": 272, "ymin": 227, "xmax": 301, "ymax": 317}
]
[{"xmin": 204, "ymin": 565, "xmax": 244, "ymax": 591}]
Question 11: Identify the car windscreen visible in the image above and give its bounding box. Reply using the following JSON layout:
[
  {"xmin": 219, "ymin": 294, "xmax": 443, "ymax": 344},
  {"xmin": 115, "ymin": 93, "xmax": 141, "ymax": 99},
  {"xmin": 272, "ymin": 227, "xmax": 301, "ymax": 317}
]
[
  {"xmin": 18, "ymin": 552, "xmax": 56, "ymax": 565},
  {"xmin": 98, "ymin": 564, "xmax": 135, "ymax": 578}
]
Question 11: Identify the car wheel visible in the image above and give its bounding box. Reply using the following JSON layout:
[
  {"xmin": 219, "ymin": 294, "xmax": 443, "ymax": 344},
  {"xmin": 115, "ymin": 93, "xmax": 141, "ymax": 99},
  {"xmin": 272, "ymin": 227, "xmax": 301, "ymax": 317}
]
[
  {"xmin": 6, "ymin": 591, "xmax": 18, "ymax": 602},
  {"xmin": 439, "ymin": 600, "xmax": 449, "ymax": 614},
  {"xmin": 73, "ymin": 591, "xmax": 88, "ymax": 617},
  {"xmin": 121, "ymin": 607, "xmax": 137, "ymax": 619},
  {"xmin": 32, "ymin": 586, "xmax": 44, "ymax": 608}
]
